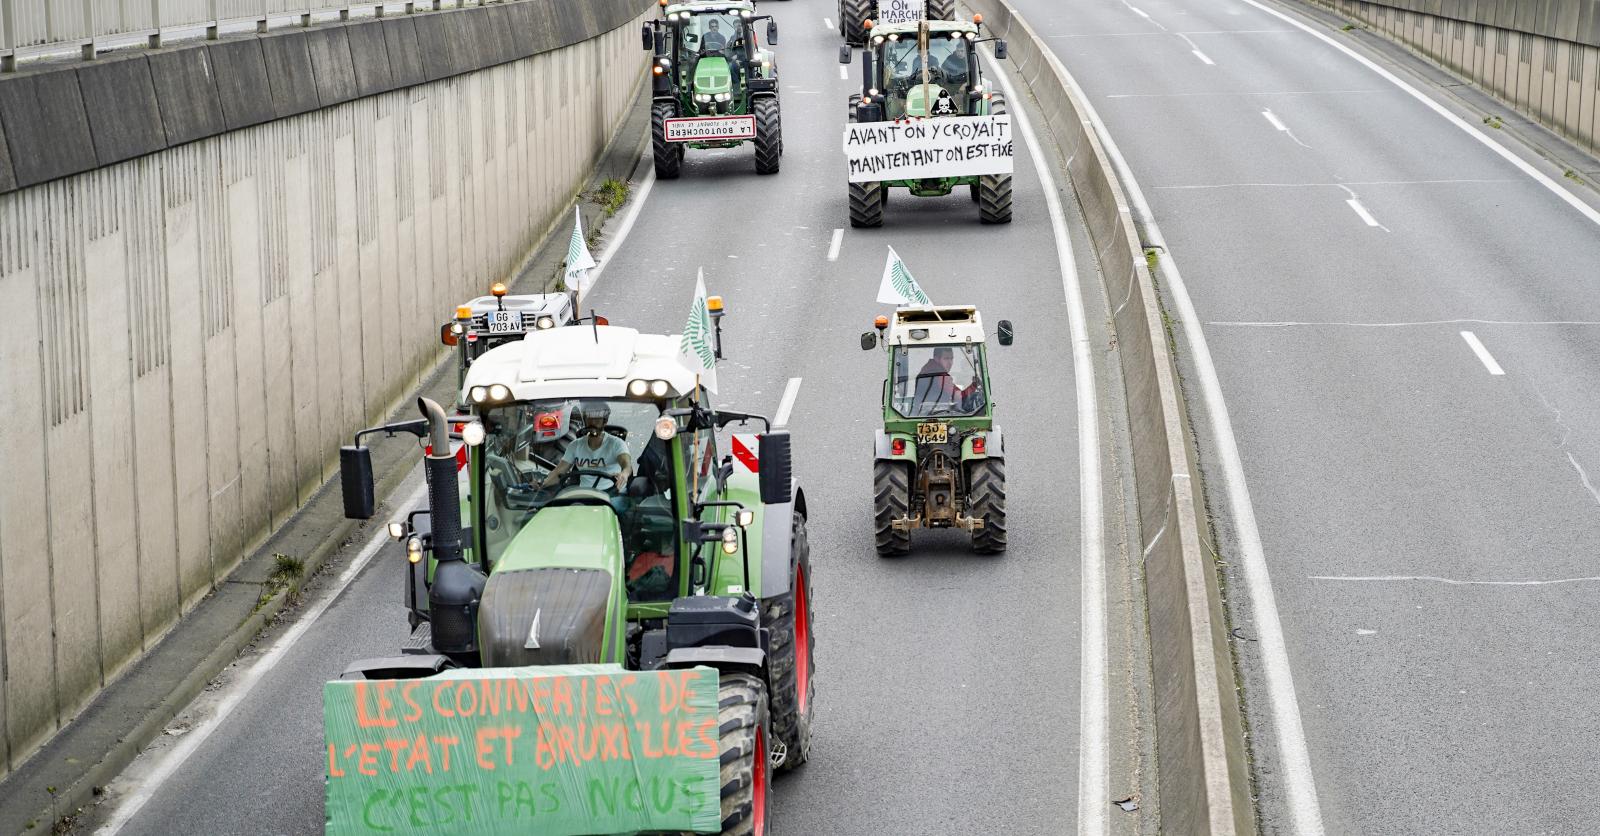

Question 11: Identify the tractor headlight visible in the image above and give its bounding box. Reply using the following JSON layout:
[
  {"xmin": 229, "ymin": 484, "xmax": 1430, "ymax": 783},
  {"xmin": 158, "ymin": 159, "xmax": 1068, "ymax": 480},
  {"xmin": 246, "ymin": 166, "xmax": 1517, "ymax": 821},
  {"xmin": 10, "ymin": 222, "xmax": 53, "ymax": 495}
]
[
  {"xmin": 649, "ymin": 379, "xmax": 671, "ymax": 397},
  {"xmin": 627, "ymin": 379, "xmax": 650, "ymax": 397},
  {"xmin": 695, "ymin": 93, "xmax": 711, "ymax": 103},
  {"xmin": 469, "ymin": 385, "xmax": 489, "ymax": 404},
  {"xmin": 869, "ymin": 87, "xmax": 879, "ymax": 96},
  {"xmin": 740, "ymin": 9, "xmax": 750, "ymax": 17},
  {"xmin": 720, "ymin": 527, "xmax": 739, "ymax": 553},
  {"xmin": 535, "ymin": 315, "xmax": 556, "ymax": 330},
  {"xmin": 966, "ymin": 31, "xmax": 977, "ymax": 40},
  {"xmin": 387, "ymin": 521, "xmax": 406, "ymax": 540},
  {"xmin": 659, "ymin": 57, "xmax": 671, "ymax": 67},
  {"xmin": 405, "ymin": 536, "xmax": 424, "ymax": 564},
  {"xmin": 872, "ymin": 35, "xmax": 884, "ymax": 45},
  {"xmin": 461, "ymin": 421, "xmax": 486, "ymax": 447},
  {"xmin": 449, "ymin": 322, "xmax": 465, "ymax": 336},
  {"xmin": 887, "ymin": 33, "xmax": 898, "ymax": 41},
  {"xmin": 488, "ymin": 384, "xmax": 512, "ymax": 402},
  {"xmin": 714, "ymin": 92, "xmax": 731, "ymax": 102},
  {"xmin": 736, "ymin": 509, "xmax": 755, "ymax": 527},
  {"xmin": 654, "ymin": 416, "xmax": 678, "ymax": 440}
]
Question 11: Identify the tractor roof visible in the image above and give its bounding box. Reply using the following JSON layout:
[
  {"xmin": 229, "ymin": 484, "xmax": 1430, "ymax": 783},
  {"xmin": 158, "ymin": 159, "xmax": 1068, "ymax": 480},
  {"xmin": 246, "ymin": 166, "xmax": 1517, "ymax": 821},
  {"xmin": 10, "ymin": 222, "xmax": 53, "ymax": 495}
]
[
  {"xmin": 462, "ymin": 325, "xmax": 699, "ymax": 401},
  {"xmin": 869, "ymin": 19, "xmax": 980, "ymax": 37},
  {"xmin": 887, "ymin": 305, "xmax": 987, "ymax": 346},
  {"xmin": 663, "ymin": 0, "xmax": 756, "ymax": 14}
]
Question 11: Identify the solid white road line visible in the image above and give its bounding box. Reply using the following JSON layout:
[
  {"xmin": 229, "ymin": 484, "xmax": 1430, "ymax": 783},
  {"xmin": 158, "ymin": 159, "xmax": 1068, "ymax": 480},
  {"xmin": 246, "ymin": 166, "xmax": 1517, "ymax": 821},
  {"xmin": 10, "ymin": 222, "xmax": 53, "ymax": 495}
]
[
  {"xmin": 773, "ymin": 377, "xmax": 802, "ymax": 427},
  {"xmin": 582, "ymin": 164, "xmax": 657, "ymax": 300},
  {"xmin": 839, "ymin": 65, "xmax": 849, "ymax": 80},
  {"xmin": 1038, "ymin": 32, "xmax": 1328, "ymax": 836},
  {"xmin": 1238, "ymin": 0, "xmax": 1600, "ymax": 230},
  {"xmin": 827, "ymin": 228, "xmax": 844, "ymax": 262},
  {"xmin": 1191, "ymin": 49, "xmax": 1215, "ymax": 65},
  {"xmin": 984, "ymin": 45, "xmax": 1108, "ymax": 836},
  {"xmin": 1262, "ymin": 109, "xmax": 1289, "ymax": 131},
  {"xmin": 1345, "ymin": 198, "xmax": 1381, "ymax": 227},
  {"xmin": 1460, "ymin": 331, "xmax": 1506, "ymax": 375},
  {"xmin": 1312, "ymin": 574, "xmax": 1600, "ymax": 585},
  {"xmin": 98, "ymin": 480, "xmax": 431, "ymax": 834}
]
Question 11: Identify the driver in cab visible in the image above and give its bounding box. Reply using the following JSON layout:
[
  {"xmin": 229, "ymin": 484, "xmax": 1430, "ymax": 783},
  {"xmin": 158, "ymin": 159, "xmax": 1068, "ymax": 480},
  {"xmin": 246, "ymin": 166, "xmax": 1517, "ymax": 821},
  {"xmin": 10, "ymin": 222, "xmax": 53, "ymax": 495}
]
[
  {"xmin": 540, "ymin": 403, "xmax": 632, "ymax": 491},
  {"xmin": 916, "ymin": 346, "xmax": 980, "ymax": 409}
]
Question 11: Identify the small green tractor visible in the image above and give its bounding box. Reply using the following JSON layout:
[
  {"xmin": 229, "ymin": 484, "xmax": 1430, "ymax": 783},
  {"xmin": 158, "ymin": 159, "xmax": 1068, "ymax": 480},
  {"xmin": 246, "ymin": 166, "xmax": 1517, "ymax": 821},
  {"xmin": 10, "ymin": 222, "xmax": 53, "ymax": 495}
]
[
  {"xmin": 841, "ymin": 16, "xmax": 1012, "ymax": 227},
  {"xmin": 838, "ymin": 0, "xmax": 956, "ymax": 46},
  {"xmin": 860, "ymin": 305, "xmax": 1013, "ymax": 555},
  {"xmin": 644, "ymin": 0, "xmax": 783, "ymax": 178},
  {"xmin": 334, "ymin": 305, "xmax": 813, "ymax": 834}
]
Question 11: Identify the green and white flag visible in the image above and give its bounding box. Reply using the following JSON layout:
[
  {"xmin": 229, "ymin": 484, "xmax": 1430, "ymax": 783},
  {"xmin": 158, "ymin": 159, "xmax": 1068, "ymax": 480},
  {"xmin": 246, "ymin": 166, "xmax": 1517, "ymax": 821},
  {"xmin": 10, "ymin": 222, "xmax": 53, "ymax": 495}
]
[
  {"xmin": 877, "ymin": 245, "xmax": 931, "ymax": 306},
  {"xmin": 566, "ymin": 206, "xmax": 597, "ymax": 302},
  {"xmin": 678, "ymin": 268, "xmax": 719, "ymax": 393}
]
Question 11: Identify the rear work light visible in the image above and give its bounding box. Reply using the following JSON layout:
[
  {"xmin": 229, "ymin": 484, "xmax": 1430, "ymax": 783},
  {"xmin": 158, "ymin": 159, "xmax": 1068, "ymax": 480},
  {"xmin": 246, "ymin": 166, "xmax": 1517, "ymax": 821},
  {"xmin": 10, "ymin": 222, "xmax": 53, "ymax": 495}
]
[
  {"xmin": 537, "ymin": 412, "xmax": 560, "ymax": 430},
  {"xmin": 891, "ymin": 438, "xmax": 906, "ymax": 456},
  {"xmin": 972, "ymin": 436, "xmax": 986, "ymax": 455}
]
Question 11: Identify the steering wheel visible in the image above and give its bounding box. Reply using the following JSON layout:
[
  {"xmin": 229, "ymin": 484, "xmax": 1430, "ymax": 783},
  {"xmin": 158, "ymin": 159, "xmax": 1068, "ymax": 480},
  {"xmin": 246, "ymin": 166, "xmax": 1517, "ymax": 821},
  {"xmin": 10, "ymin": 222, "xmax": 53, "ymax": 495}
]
[{"xmin": 554, "ymin": 468, "xmax": 622, "ymax": 493}]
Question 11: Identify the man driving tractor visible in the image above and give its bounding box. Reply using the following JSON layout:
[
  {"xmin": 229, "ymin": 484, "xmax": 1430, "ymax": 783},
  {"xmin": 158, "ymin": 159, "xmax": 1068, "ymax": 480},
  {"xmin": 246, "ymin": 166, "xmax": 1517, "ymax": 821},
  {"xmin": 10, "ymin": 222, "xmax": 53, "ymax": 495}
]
[
  {"xmin": 540, "ymin": 402, "xmax": 633, "ymax": 490},
  {"xmin": 915, "ymin": 345, "xmax": 981, "ymax": 410}
]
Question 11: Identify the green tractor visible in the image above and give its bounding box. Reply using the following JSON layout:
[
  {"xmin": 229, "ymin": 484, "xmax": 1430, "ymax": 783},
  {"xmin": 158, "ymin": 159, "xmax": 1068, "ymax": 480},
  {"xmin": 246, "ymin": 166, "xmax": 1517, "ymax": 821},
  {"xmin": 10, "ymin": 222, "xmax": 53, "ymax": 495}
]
[
  {"xmin": 860, "ymin": 305, "xmax": 1013, "ymax": 555},
  {"xmin": 333, "ymin": 307, "xmax": 813, "ymax": 834},
  {"xmin": 838, "ymin": 0, "xmax": 956, "ymax": 46},
  {"xmin": 644, "ymin": 1, "xmax": 783, "ymax": 178},
  {"xmin": 841, "ymin": 16, "xmax": 1012, "ymax": 227}
]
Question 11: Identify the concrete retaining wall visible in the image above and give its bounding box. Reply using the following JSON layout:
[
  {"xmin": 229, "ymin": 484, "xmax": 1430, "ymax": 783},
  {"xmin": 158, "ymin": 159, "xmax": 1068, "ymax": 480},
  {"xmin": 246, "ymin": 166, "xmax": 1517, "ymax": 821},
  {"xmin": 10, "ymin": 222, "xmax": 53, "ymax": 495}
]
[
  {"xmin": 0, "ymin": 0, "xmax": 650, "ymax": 775},
  {"xmin": 1307, "ymin": 0, "xmax": 1600, "ymax": 153},
  {"xmin": 966, "ymin": 0, "xmax": 1256, "ymax": 832}
]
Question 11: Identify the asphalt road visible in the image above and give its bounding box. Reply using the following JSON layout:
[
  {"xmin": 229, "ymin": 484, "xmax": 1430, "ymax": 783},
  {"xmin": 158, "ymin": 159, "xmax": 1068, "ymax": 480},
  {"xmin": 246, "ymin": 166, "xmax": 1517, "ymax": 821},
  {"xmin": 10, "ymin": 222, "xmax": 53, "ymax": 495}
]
[
  {"xmin": 88, "ymin": 2, "xmax": 1099, "ymax": 833},
  {"xmin": 1006, "ymin": 0, "xmax": 1600, "ymax": 832}
]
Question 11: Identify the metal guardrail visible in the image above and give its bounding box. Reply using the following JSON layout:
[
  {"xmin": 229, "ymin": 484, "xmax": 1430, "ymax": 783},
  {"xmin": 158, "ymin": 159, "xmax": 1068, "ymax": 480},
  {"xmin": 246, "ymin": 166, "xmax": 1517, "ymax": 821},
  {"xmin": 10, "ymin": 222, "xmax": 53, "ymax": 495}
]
[{"xmin": 0, "ymin": 0, "xmax": 496, "ymax": 70}]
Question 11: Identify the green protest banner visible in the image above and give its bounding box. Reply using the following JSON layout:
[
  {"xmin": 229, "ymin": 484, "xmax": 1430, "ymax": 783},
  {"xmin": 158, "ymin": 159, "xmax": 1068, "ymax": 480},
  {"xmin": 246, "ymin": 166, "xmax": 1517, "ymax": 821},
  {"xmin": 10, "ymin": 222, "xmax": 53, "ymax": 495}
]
[{"xmin": 324, "ymin": 664, "xmax": 722, "ymax": 835}]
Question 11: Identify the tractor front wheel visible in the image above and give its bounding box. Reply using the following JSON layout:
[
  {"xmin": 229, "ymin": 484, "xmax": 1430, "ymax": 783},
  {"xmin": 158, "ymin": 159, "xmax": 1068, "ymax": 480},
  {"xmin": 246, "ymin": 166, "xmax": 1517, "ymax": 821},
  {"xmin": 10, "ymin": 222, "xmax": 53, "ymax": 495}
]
[
  {"xmin": 763, "ymin": 511, "xmax": 813, "ymax": 769},
  {"xmin": 717, "ymin": 673, "xmax": 773, "ymax": 836},
  {"xmin": 651, "ymin": 101, "xmax": 684, "ymax": 180},
  {"xmin": 968, "ymin": 459, "xmax": 1007, "ymax": 553},
  {"xmin": 874, "ymin": 460, "xmax": 912, "ymax": 555},
  {"xmin": 753, "ymin": 97, "xmax": 782, "ymax": 175},
  {"xmin": 849, "ymin": 181, "xmax": 886, "ymax": 228},
  {"xmin": 928, "ymin": 0, "xmax": 956, "ymax": 19},
  {"xmin": 841, "ymin": 0, "xmax": 871, "ymax": 44}
]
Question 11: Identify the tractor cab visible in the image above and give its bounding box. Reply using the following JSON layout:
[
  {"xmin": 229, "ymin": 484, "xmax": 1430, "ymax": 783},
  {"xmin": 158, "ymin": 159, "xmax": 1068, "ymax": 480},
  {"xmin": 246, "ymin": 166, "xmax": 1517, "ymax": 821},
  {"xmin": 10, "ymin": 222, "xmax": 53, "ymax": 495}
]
[
  {"xmin": 861, "ymin": 305, "xmax": 1014, "ymax": 553},
  {"xmin": 439, "ymin": 281, "xmax": 577, "ymax": 394},
  {"xmin": 845, "ymin": 18, "xmax": 1005, "ymax": 121}
]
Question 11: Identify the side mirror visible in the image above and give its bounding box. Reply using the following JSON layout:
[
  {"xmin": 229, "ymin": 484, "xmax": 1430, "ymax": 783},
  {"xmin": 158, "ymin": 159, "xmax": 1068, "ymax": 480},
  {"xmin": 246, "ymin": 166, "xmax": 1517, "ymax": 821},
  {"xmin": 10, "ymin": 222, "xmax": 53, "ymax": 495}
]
[
  {"xmin": 642, "ymin": 23, "xmax": 653, "ymax": 51},
  {"xmin": 340, "ymin": 446, "xmax": 376, "ymax": 519},
  {"xmin": 767, "ymin": 19, "xmax": 778, "ymax": 43},
  {"xmin": 995, "ymin": 39, "xmax": 1008, "ymax": 60},
  {"xmin": 860, "ymin": 332, "xmax": 877, "ymax": 351},
  {"xmin": 997, "ymin": 320, "xmax": 1014, "ymax": 346},
  {"xmin": 758, "ymin": 431, "xmax": 793, "ymax": 505},
  {"xmin": 440, "ymin": 322, "xmax": 458, "ymax": 347},
  {"xmin": 839, "ymin": 45, "xmax": 852, "ymax": 65}
]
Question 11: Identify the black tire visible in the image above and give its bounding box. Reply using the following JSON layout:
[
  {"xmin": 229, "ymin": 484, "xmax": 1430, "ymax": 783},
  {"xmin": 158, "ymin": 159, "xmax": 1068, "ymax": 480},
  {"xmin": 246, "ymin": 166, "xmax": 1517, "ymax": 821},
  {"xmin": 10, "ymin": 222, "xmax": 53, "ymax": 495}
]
[
  {"xmin": 873, "ymin": 460, "xmax": 912, "ymax": 555},
  {"xmin": 928, "ymin": 0, "xmax": 956, "ymax": 19},
  {"xmin": 651, "ymin": 100, "xmax": 683, "ymax": 180},
  {"xmin": 849, "ymin": 180, "xmax": 886, "ymax": 228},
  {"xmin": 968, "ymin": 458, "xmax": 1007, "ymax": 553},
  {"xmin": 762, "ymin": 512, "xmax": 813, "ymax": 770},
  {"xmin": 753, "ymin": 97, "xmax": 782, "ymax": 175},
  {"xmin": 969, "ymin": 183, "xmax": 979, "ymax": 203},
  {"xmin": 718, "ymin": 673, "xmax": 772, "ymax": 836},
  {"xmin": 841, "ymin": 0, "xmax": 872, "ymax": 44},
  {"xmin": 978, "ymin": 94, "xmax": 1012, "ymax": 224}
]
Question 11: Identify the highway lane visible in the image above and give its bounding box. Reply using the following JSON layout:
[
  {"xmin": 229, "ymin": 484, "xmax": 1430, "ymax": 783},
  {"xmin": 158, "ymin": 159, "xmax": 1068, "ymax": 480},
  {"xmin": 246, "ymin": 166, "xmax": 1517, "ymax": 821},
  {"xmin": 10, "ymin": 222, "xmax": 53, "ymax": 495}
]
[
  {"xmin": 1006, "ymin": 0, "xmax": 1600, "ymax": 831},
  {"xmin": 88, "ymin": 2, "xmax": 1109, "ymax": 833}
]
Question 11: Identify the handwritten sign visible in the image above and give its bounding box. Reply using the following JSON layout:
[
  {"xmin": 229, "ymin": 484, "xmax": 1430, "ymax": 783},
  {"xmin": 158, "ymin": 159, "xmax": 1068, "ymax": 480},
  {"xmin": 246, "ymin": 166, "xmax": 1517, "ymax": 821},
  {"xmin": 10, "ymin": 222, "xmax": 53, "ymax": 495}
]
[
  {"xmin": 842, "ymin": 115, "xmax": 1014, "ymax": 182},
  {"xmin": 665, "ymin": 115, "xmax": 757, "ymax": 142},
  {"xmin": 324, "ymin": 664, "xmax": 721, "ymax": 835},
  {"xmin": 878, "ymin": 0, "xmax": 926, "ymax": 25}
]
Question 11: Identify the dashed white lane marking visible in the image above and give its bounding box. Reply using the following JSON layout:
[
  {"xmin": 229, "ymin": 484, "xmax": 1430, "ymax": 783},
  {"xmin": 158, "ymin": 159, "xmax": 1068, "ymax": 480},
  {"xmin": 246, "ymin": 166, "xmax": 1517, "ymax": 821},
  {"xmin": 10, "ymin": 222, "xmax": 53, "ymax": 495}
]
[
  {"xmin": 827, "ymin": 228, "xmax": 844, "ymax": 262},
  {"xmin": 839, "ymin": 65, "xmax": 849, "ymax": 80},
  {"xmin": 1460, "ymin": 331, "xmax": 1506, "ymax": 375},
  {"xmin": 97, "ymin": 480, "xmax": 430, "ymax": 833},
  {"xmin": 1312, "ymin": 574, "xmax": 1600, "ymax": 585},
  {"xmin": 1209, "ymin": 318, "xmax": 1600, "ymax": 327},
  {"xmin": 982, "ymin": 43, "xmax": 1107, "ymax": 836},
  {"xmin": 1262, "ymin": 109, "xmax": 1289, "ymax": 131},
  {"xmin": 823, "ymin": 16, "xmax": 833, "ymax": 30},
  {"xmin": 1038, "ymin": 28, "xmax": 1328, "ymax": 836},
  {"xmin": 1129, "ymin": 5, "xmax": 1151, "ymax": 17},
  {"xmin": 1345, "ymin": 198, "xmax": 1383, "ymax": 228},
  {"xmin": 773, "ymin": 378, "xmax": 802, "ymax": 427},
  {"xmin": 1176, "ymin": 33, "xmax": 1215, "ymax": 64}
]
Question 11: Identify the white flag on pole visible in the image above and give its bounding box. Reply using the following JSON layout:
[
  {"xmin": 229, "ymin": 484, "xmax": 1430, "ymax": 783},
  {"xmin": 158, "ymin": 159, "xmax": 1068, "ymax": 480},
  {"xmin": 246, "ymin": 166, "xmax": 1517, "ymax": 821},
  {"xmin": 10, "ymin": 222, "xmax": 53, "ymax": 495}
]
[
  {"xmin": 566, "ymin": 207, "xmax": 597, "ymax": 302},
  {"xmin": 677, "ymin": 269, "xmax": 719, "ymax": 393},
  {"xmin": 876, "ymin": 246, "xmax": 932, "ymax": 306}
]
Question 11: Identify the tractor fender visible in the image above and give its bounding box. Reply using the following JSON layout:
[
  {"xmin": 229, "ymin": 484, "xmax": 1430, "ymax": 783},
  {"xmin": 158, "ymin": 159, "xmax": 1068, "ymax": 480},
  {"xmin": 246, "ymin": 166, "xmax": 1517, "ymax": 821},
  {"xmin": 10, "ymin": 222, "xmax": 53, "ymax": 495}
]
[
  {"xmin": 664, "ymin": 645, "xmax": 766, "ymax": 677},
  {"xmin": 759, "ymin": 482, "xmax": 804, "ymax": 600},
  {"xmin": 961, "ymin": 427, "xmax": 1005, "ymax": 461},
  {"xmin": 873, "ymin": 429, "xmax": 917, "ymax": 462}
]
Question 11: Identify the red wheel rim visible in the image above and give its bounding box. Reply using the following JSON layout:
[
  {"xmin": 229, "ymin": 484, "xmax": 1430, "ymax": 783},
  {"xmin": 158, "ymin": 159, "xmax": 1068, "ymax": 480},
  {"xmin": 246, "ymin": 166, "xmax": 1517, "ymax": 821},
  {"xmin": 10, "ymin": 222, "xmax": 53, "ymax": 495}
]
[
  {"xmin": 753, "ymin": 727, "xmax": 767, "ymax": 836},
  {"xmin": 793, "ymin": 567, "xmax": 810, "ymax": 714}
]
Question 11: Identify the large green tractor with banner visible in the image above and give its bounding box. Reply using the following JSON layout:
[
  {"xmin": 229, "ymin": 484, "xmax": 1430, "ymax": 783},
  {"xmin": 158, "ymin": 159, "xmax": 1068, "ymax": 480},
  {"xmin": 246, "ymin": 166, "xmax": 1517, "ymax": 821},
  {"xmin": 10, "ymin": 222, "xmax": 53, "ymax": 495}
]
[
  {"xmin": 840, "ymin": 16, "xmax": 1013, "ymax": 227},
  {"xmin": 329, "ymin": 303, "xmax": 814, "ymax": 835},
  {"xmin": 644, "ymin": 0, "xmax": 783, "ymax": 178},
  {"xmin": 839, "ymin": 0, "xmax": 955, "ymax": 46},
  {"xmin": 860, "ymin": 305, "xmax": 1013, "ymax": 555}
]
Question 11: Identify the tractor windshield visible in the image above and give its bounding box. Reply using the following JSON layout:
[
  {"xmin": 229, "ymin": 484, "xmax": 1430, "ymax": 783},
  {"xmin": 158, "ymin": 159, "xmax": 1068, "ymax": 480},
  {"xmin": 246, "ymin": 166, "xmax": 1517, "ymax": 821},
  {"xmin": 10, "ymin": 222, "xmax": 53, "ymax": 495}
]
[
  {"xmin": 881, "ymin": 36, "xmax": 971, "ymax": 118},
  {"xmin": 891, "ymin": 344, "xmax": 986, "ymax": 419},
  {"xmin": 476, "ymin": 398, "xmax": 680, "ymax": 600},
  {"xmin": 681, "ymin": 12, "xmax": 746, "ymax": 56}
]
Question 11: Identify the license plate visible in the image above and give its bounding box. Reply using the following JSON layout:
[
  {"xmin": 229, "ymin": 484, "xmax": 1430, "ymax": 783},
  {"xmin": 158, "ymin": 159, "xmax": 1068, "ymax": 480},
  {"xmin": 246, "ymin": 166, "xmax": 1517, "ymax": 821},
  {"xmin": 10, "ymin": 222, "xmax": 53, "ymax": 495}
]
[
  {"xmin": 487, "ymin": 311, "xmax": 523, "ymax": 334},
  {"xmin": 916, "ymin": 422, "xmax": 947, "ymax": 444},
  {"xmin": 664, "ymin": 116, "xmax": 758, "ymax": 142}
]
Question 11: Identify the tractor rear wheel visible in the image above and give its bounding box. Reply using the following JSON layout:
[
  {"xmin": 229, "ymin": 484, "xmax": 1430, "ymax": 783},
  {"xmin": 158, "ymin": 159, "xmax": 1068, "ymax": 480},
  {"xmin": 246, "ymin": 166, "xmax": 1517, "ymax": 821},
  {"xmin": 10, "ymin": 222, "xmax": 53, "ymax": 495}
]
[
  {"xmin": 753, "ymin": 97, "xmax": 782, "ymax": 175},
  {"xmin": 968, "ymin": 459, "xmax": 1007, "ymax": 553},
  {"xmin": 874, "ymin": 460, "xmax": 912, "ymax": 555},
  {"xmin": 978, "ymin": 95, "xmax": 1012, "ymax": 224},
  {"xmin": 762, "ymin": 511, "xmax": 813, "ymax": 770},
  {"xmin": 652, "ymin": 101, "xmax": 683, "ymax": 180},
  {"xmin": 841, "ymin": 0, "xmax": 871, "ymax": 44},
  {"xmin": 717, "ymin": 673, "xmax": 772, "ymax": 836},
  {"xmin": 849, "ymin": 181, "xmax": 886, "ymax": 228},
  {"xmin": 928, "ymin": 0, "xmax": 956, "ymax": 19}
]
